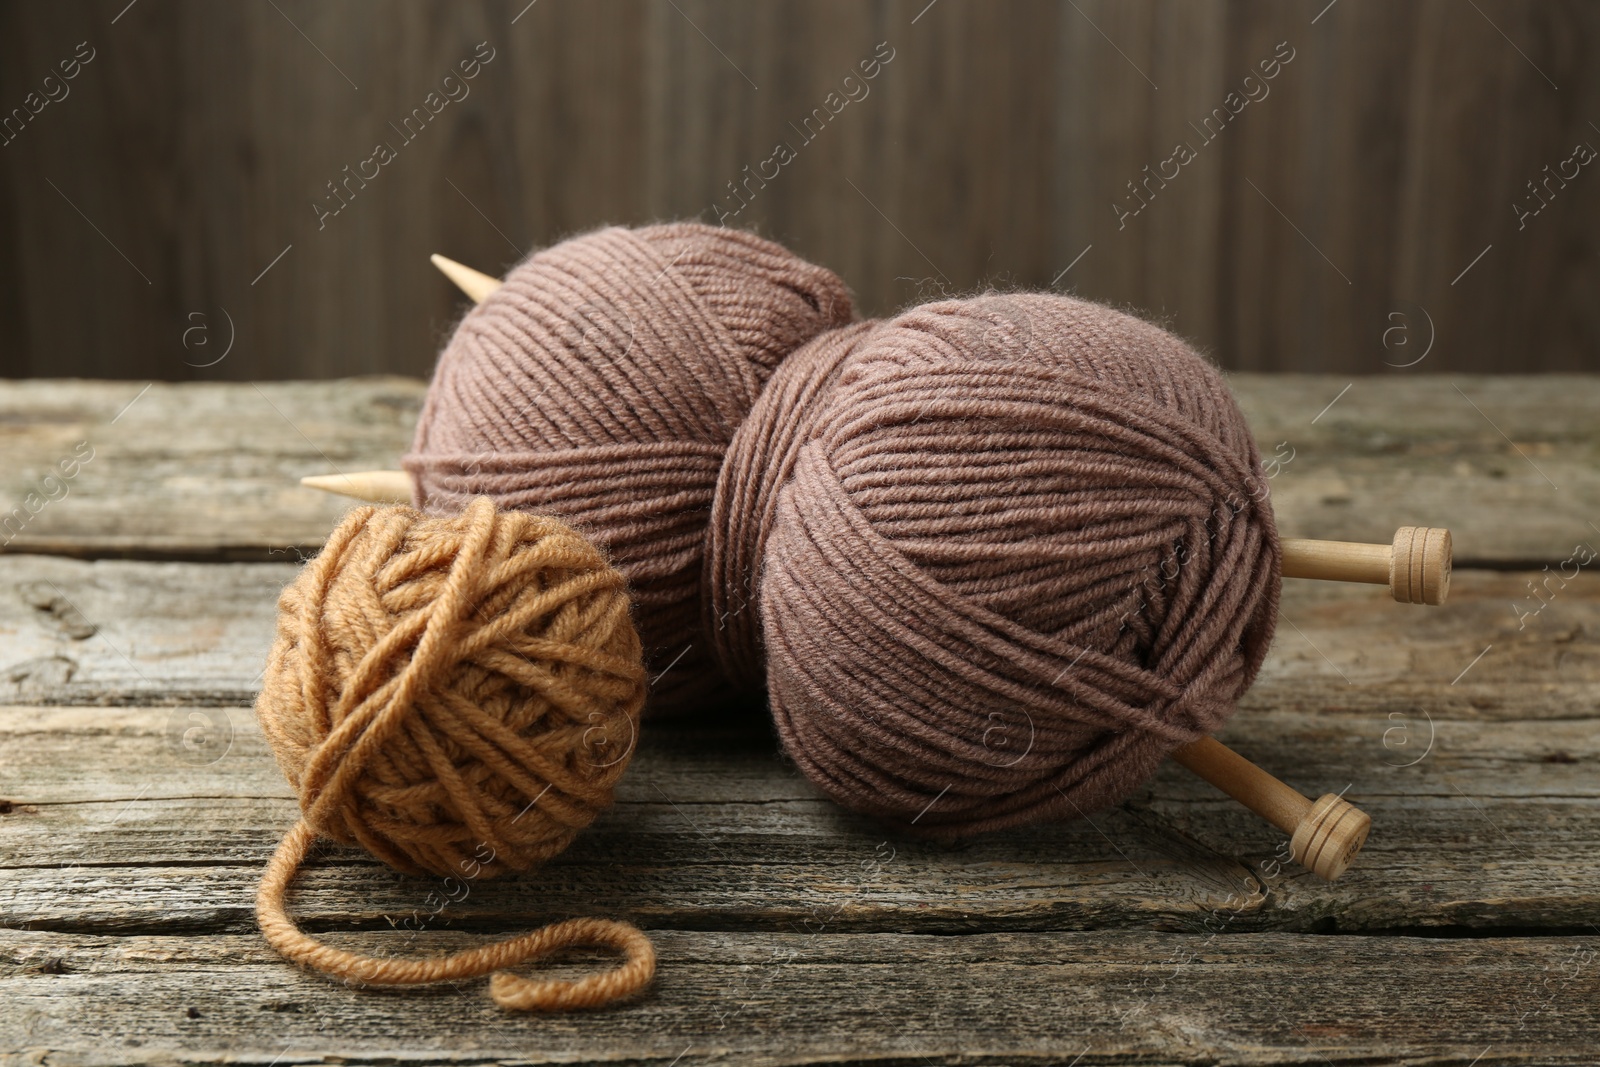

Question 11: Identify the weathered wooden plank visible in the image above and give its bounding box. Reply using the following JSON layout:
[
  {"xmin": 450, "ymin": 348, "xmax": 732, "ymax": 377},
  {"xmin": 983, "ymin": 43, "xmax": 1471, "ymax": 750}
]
[
  {"xmin": 1231, "ymin": 374, "xmax": 1600, "ymax": 563},
  {"xmin": 3, "ymin": 552, "xmax": 1597, "ymax": 934},
  {"xmin": 0, "ymin": 556, "xmax": 283, "ymax": 706},
  {"xmin": 2, "ymin": 377, "xmax": 1599, "ymax": 562},
  {"xmin": 2, "ymin": 929, "xmax": 1596, "ymax": 1066},
  {"xmin": 3, "ymin": 552, "xmax": 1595, "ymax": 710},
  {"xmin": 2, "ymin": 691, "xmax": 1595, "ymax": 937},
  {"xmin": 0, "ymin": 703, "xmax": 1280, "ymax": 937},
  {"xmin": 0, "ymin": 379, "xmax": 423, "ymax": 560}
]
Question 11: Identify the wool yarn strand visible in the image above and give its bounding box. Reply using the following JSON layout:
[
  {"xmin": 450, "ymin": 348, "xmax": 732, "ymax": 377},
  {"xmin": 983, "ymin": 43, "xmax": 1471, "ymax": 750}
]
[
  {"xmin": 257, "ymin": 820, "xmax": 655, "ymax": 1011},
  {"xmin": 254, "ymin": 498, "xmax": 655, "ymax": 1010}
]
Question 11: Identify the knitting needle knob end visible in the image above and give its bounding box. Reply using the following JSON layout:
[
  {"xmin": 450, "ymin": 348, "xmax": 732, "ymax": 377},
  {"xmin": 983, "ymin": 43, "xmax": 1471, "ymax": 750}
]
[
  {"xmin": 1290, "ymin": 793, "xmax": 1371, "ymax": 881},
  {"xmin": 1390, "ymin": 525, "xmax": 1451, "ymax": 605}
]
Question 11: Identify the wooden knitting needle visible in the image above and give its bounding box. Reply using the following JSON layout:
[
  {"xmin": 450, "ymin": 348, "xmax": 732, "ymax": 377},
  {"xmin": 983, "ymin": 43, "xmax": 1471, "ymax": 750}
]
[
  {"xmin": 432, "ymin": 253, "xmax": 502, "ymax": 304},
  {"xmin": 295, "ymin": 470, "xmax": 1457, "ymax": 604},
  {"xmin": 1282, "ymin": 527, "xmax": 1451, "ymax": 605},
  {"xmin": 300, "ymin": 471, "xmax": 413, "ymax": 503},
  {"xmin": 1171, "ymin": 736, "xmax": 1370, "ymax": 880}
]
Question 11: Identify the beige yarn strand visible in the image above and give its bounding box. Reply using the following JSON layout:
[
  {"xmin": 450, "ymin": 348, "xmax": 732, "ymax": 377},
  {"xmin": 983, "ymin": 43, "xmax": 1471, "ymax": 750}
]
[{"xmin": 257, "ymin": 820, "xmax": 656, "ymax": 1011}]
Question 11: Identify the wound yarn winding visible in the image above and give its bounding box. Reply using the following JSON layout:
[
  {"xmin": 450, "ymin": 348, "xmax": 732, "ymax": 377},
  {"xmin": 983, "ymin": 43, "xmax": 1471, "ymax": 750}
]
[
  {"xmin": 254, "ymin": 498, "xmax": 654, "ymax": 1011},
  {"xmin": 402, "ymin": 225, "xmax": 1278, "ymax": 836},
  {"xmin": 404, "ymin": 223, "xmax": 853, "ymax": 712},
  {"xmin": 708, "ymin": 295, "xmax": 1280, "ymax": 835}
]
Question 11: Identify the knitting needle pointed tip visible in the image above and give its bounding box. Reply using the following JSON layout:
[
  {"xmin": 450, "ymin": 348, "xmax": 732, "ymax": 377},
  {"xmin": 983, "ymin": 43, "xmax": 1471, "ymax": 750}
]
[
  {"xmin": 300, "ymin": 471, "xmax": 413, "ymax": 504},
  {"xmin": 431, "ymin": 253, "xmax": 503, "ymax": 305}
]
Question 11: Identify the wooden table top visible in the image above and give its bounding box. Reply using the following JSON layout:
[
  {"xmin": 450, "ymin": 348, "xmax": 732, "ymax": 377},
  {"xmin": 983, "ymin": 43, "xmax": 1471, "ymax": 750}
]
[{"xmin": 2, "ymin": 376, "xmax": 1596, "ymax": 1065}]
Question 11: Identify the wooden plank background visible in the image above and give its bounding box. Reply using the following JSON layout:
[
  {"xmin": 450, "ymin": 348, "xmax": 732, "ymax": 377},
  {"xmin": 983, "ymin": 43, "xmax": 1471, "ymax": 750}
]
[
  {"xmin": 6, "ymin": 374, "xmax": 1597, "ymax": 564},
  {"xmin": 3, "ymin": 377, "xmax": 1599, "ymax": 1063},
  {"xmin": 1, "ymin": 0, "xmax": 1597, "ymax": 381}
]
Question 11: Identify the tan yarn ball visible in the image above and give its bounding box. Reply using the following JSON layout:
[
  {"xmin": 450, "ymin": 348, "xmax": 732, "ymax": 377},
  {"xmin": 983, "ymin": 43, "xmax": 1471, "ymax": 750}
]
[{"xmin": 256, "ymin": 497, "xmax": 647, "ymax": 879}]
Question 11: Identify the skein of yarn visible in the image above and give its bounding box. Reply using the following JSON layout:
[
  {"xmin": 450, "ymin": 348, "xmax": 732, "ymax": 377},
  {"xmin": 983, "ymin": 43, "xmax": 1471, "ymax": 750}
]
[
  {"xmin": 398, "ymin": 243, "xmax": 1282, "ymax": 836},
  {"xmin": 403, "ymin": 223, "xmax": 853, "ymax": 712},
  {"xmin": 254, "ymin": 498, "xmax": 655, "ymax": 1011},
  {"xmin": 706, "ymin": 293, "xmax": 1280, "ymax": 836}
]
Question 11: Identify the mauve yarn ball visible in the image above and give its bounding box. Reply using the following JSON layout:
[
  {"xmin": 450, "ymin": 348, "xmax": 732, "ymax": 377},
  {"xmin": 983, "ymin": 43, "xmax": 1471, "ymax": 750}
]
[
  {"xmin": 405, "ymin": 224, "xmax": 853, "ymax": 711},
  {"xmin": 706, "ymin": 293, "xmax": 1281, "ymax": 836}
]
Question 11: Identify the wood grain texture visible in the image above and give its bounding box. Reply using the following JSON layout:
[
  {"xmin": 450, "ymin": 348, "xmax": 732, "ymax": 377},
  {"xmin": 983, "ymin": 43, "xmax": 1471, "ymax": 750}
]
[
  {"xmin": 0, "ymin": 378, "xmax": 423, "ymax": 559},
  {"xmin": 2, "ymin": 377, "xmax": 1598, "ymax": 1062},
  {"xmin": 2, "ymin": 559, "xmax": 1597, "ymax": 938},
  {"xmin": 4, "ymin": 930, "xmax": 1598, "ymax": 1065},
  {"xmin": 2, "ymin": 375, "xmax": 1597, "ymax": 562},
  {"xmin": 2, "ymin": 1, "xmax": 1597, "ymax": 380},
  {"xmin": 4, "ymin": 549, "xmax": 1596, "ymax": 715},
  {"xmin": 2, "ymin": 697, "xmax": 1597, "ymax": 938}
]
